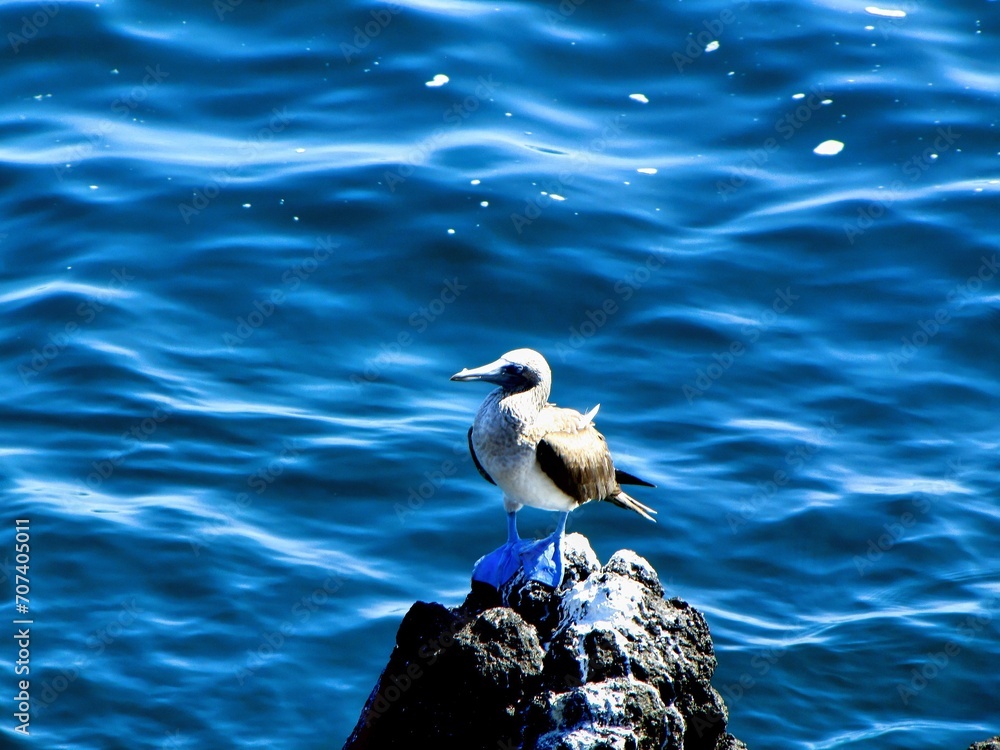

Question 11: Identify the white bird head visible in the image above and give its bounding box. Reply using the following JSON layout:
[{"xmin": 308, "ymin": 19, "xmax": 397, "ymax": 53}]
[{"xmin": 450, "ymin": 348, "xmax": 551, "ymax": 394}]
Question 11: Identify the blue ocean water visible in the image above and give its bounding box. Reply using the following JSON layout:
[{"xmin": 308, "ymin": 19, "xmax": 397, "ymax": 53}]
[{"xmin": 1, "ymin": 0, "xmax": 998, "ymax": 747}]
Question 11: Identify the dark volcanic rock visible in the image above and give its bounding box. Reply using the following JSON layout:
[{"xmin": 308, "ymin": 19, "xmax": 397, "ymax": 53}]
[
  {"xmin": 969, "ymin": 738, "xmax": 1000, "ymax": 750},
  {"xmin": 343, "ymin": 602, "xmax": 544, "ymax": 749},
  {"xmin": 343, "ymin": 534, "xmax": 746, "ymax": 750}
]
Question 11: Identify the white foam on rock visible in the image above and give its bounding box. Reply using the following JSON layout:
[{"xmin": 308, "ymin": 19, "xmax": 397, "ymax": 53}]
[
  {"xmin": 608, "ymin": 548, "xmax": 655, "ymax": 576},
  {"xmin": 561, "ymin": 573, "xmax": 648, "ymax": 637},
  {"xmin": 557, "ymin": 546, "xmax": 691, "ymax": 681},
  {"xmin": 535, "ymin": 679, "xmax": 688, "ymax": 749},
  {"xmin": 532, "ymin": 544, "xmax": 695, "ymax": 747},
  {"xmin": 538, "ymin": 726, "xmax": 631, "ymax": 750},
  {"xmin": 562, "ymin": 533, "xmax": 601, "ymax": 571},
  {"xmin": 535, "ymin": 684, "xmax": 634, "ymax": 750}
]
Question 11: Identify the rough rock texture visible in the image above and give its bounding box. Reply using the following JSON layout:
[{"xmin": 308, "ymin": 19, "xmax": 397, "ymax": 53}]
[
  {"xmin": 343, "ymin": 534, "xmax": 748, "ymax": 750},
  {"xmin": 969, "ymin": 738, "xmax": 1000, "ymax": 750}
]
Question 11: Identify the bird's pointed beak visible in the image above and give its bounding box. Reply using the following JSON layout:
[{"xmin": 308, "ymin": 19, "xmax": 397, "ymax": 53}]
[{"xmin": 450, "ymin": 357, "xmax": 507, "ymax": 383}]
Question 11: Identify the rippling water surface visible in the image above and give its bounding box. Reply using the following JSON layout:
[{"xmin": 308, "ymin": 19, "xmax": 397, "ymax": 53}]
[{"xmin": 1, "ymin": 0, "xmax": 998, "ymax": 748}]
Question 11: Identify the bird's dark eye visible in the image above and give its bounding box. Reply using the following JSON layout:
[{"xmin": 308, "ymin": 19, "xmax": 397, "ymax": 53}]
[{"xmin": 502, "ymin": 364, "xmax": 523, "ymax": 376}]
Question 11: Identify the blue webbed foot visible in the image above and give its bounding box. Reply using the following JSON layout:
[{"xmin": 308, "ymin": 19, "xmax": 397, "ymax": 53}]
[
  {"xmin": 472, "ymin": 511, "xmax": 569, "ymax": 590},
  {"xmin": 515, "ymin": 534, "xmax": 564, "ymax": 589},
  {"xmin": 471, "ymin": 537, "xmax": 564, "ymax": 589},
  {"xmin": 472, "ymin": 542, "xmax": 525, "ymax": 589}
]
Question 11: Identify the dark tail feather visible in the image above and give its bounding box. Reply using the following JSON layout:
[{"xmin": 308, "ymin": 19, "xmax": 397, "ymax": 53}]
[
  {"xmin": 615, "ymin": 468, "xmax": 655, "ymax": 488},
  {"xmin": 607, "ymin": 490, "xmax": 657, "ymax": 522}
]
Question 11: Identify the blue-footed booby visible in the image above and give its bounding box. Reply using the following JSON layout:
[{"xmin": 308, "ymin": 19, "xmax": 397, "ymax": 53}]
[{"xmin": 451, "ymin": 348, "xmax": 655, "ymax": 589}]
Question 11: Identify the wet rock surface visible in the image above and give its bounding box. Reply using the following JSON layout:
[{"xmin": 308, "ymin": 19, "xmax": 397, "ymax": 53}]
[{"xmin": 343, "ymin": 534, "xmax": 748, "ymax": 750}]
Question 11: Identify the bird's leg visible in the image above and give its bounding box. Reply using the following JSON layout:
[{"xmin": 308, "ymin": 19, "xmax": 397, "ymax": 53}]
[
  {"xmin": 506, "ymin": 509, "xmax": 519, "ymax": 544},
  {"xmin": 472, "ymin": 511, "xmax": 524, "ymax": 588},
  {"xmin": 552, "ymin": 510, "xmax": 568, "ymax": 586},
  {"xmin": 517, "ymin": 510, "xmax": 569, "ymax": 590}
]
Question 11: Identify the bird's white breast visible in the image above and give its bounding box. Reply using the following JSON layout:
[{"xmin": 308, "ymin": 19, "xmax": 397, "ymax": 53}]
[{"xmin": 471, "ymin": 391, "xmax": 575, "ymax": 513}]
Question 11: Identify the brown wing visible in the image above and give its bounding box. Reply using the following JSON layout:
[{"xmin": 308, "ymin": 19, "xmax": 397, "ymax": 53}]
[
  {"xmin": 468, "ymin": 427, "xmax": 495, "ymax": 485},
  {"xmin": 535, "ymin": 427, "xmax": 619, "ymax": 506}
]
